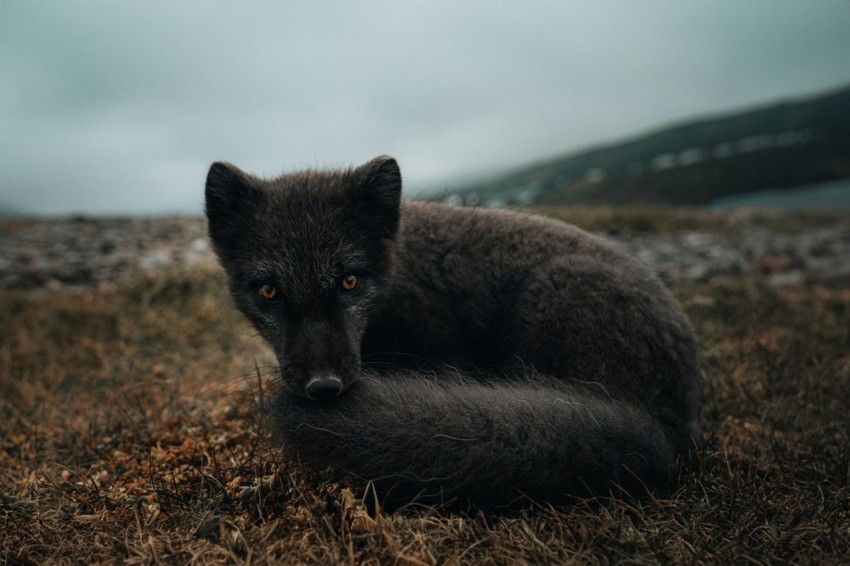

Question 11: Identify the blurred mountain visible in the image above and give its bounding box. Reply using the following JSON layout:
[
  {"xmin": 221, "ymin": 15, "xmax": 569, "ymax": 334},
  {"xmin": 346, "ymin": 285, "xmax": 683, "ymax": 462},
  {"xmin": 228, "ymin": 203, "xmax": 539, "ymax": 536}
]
[
  {"xmin": 0, "ymin": 203, "xmax": 30, "ymax": 218},
  {"xmin": 433, "ymin": 84, "xmax": 850, "ymax": 208}
]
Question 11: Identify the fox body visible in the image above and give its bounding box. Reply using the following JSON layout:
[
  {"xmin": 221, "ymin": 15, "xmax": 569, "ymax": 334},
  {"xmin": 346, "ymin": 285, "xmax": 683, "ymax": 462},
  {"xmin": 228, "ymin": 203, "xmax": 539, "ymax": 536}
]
[{"xmin": 205, "ymin": 156, "xmax": 702, "ymax": 508}]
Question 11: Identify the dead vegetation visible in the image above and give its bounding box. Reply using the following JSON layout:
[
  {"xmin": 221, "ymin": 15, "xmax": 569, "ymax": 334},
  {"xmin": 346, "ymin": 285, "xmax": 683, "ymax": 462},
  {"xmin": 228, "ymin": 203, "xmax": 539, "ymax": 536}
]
[{"xmin": 2, "ymin": 218, "xmax": 849, "ymax": 564}]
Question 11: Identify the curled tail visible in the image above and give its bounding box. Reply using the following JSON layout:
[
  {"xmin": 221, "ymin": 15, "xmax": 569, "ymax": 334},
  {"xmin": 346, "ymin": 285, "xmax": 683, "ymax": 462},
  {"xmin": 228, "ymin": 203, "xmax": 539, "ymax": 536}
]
[{"xmin": 271, "ymin": 372, "xmax": 682, "ymax": 509}]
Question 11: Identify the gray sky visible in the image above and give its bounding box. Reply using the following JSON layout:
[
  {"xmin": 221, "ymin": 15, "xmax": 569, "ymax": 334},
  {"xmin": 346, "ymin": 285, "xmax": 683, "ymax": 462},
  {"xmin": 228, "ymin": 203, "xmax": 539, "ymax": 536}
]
[{"xmin": 1, "ymin": 1, "xmax": 848, "ymax": 215}]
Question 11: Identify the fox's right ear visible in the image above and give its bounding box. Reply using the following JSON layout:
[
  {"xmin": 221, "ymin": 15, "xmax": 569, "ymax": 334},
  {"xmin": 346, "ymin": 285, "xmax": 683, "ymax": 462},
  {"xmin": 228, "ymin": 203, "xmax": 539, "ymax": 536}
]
[
  {"xmin": 205, "ymin": 161, "xmax": 256, "ymax": 224},
  {"xmin": 205, "ymin": 161, "xmax": 263, "ymax": 256}
]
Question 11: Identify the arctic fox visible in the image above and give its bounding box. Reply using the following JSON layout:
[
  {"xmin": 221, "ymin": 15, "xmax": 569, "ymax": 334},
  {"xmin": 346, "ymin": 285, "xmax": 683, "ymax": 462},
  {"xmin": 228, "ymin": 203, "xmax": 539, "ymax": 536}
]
[{"xmin": 205, "ymin": 156, "xmax": 702, "ymax": 509}]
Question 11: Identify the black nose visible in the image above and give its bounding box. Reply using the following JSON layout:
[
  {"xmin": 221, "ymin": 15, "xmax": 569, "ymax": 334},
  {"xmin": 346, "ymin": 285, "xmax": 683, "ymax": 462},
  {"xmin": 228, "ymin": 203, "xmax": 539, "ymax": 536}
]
[{"xmin": 306, "ymin": 377, "xmax": 342, "ymax": 400}]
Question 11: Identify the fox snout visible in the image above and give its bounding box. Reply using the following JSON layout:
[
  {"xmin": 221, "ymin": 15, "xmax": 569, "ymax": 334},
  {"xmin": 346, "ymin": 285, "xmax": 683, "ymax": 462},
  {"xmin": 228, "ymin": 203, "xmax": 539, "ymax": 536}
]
[
  {"xmin": 279, "ymin": 361, "xmax": 353, "ymax": 400},
  {"xmin": 305, "ymin": 375, "xmax": 343, "ymax": 400},
  {"xmin": 278, "ymin": 318, "xmax": 361, "ymax": 401}
]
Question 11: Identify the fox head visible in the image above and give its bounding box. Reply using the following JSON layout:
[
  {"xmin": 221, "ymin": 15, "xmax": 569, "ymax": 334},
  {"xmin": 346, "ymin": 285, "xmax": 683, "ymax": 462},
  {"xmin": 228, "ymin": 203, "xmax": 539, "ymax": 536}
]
[{"xmin": 205, "ymin": 156, "xmax": 402, "ymax": 400}]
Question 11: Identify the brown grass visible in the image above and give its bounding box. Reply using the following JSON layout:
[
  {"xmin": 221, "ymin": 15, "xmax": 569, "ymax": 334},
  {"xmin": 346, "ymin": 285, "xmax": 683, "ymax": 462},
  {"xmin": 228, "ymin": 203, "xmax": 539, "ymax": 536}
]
[{"xmin": 2, "ymin": 255, "xmax": 849, "ymax": 563}]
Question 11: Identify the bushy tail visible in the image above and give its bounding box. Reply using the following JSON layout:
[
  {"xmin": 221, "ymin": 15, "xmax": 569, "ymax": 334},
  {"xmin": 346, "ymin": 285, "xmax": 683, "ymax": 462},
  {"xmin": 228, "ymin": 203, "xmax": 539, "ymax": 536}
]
[{"xmin": 270, "ymin": 371, "xmax": 679, "ymax": 509}]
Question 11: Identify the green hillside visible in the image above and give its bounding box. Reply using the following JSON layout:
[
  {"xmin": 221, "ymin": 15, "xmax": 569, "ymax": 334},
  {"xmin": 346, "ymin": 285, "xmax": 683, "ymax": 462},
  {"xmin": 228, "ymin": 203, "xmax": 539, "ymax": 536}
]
[{"xmin": 436, "ymin": 84, "xmax": 850, "ymax": 207}]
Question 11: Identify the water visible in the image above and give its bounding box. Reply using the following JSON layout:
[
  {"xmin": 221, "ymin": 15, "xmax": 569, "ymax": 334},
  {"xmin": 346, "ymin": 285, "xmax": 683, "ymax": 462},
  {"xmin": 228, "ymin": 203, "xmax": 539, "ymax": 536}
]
[{"xmin": 712, "ymin": 179, "xmax": 850, "ymax": 211}]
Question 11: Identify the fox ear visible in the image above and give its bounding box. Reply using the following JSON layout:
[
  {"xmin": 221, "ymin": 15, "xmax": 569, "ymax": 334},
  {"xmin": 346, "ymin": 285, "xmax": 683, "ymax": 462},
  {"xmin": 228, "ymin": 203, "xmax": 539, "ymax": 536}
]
[
  {"xmin": 205, "ymin": 161, "xmax": 262, "ymax": 251},
  {"xmin": 205, "ymin": 161, "xmax": 252, "ymax": 217},
  {"xmin": 360, "ymin": 155, "xmax": 401, "ymax": 194},
  {"xmin": 205, "ymin": 161, "xmax": 264, "ymax": 227},
  {"xmin": 351, "ymin": 155, "xmax": 402, "ymax": 238}
]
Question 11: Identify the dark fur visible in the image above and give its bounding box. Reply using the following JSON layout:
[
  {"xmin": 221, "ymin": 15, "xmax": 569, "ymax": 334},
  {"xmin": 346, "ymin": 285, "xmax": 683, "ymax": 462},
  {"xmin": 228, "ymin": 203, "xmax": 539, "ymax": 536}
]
[{"xmin": 205, "ymin": 156, "xmax": 702, "ymax": 509}]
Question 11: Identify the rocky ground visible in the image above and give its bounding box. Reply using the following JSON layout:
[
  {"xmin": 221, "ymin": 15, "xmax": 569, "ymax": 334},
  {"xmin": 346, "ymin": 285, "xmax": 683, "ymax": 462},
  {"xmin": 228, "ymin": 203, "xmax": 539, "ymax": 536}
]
[
  {"xmin": 0, "ymin": 216, "xmax": 211, "ymax": 289},
  {"xmin": 1, "ymin": 212, "xmax": 849, "ymax": 290},
  {"xmin": 617, "ymin": 226, "xmax": 850, "ymax": 286}
]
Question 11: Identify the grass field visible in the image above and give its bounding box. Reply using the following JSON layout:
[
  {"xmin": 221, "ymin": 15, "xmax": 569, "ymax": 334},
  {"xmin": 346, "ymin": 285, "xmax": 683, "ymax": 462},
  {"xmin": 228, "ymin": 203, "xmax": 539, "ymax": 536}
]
[{"xmin": 2, "ymin": 210, "xmax": 849, "ymax": 564}]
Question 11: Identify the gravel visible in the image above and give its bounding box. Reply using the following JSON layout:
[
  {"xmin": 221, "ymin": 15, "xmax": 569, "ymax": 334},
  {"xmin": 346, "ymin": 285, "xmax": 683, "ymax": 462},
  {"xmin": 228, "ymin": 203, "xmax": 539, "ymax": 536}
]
[
  {"xmin": 613, "ymin": 225, "xmax": 850, "ymax": 286},
  {"xmin": 1, "ymin": 214, "xmax": 848, "ymax": 290}
]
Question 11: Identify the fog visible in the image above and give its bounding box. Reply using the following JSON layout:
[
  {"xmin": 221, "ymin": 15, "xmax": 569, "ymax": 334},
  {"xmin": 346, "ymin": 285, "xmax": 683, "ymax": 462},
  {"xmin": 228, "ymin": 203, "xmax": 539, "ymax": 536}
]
[{"xmin": 1, "ymin": 1, "xmax": 848, "ymax": 215}]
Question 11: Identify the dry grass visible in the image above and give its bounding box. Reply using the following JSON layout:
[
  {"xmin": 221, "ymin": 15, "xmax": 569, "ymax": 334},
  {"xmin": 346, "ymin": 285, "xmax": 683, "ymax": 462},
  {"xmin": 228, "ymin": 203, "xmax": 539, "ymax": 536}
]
[{"xmin": 2, "ymin": 243, "xmax": 849, "ymax": 563}]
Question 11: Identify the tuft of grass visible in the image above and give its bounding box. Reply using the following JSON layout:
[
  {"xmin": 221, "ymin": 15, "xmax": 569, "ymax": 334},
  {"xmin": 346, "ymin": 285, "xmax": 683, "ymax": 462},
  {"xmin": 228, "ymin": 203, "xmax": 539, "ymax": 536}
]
[{"xmin": 2, "ymin": 243, "xmax": 849, "ymax": 563}]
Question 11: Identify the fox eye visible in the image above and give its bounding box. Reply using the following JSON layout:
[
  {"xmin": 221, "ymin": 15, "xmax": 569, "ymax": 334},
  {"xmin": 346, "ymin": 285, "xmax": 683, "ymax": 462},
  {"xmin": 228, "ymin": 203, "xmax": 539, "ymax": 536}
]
[
  {"xmin": 259, "ymin": 284, "xmax": 280, "ymax": 302},
  {"xmin": 339, "ymin": 274, "xmax": 359, "ymax": 293}
]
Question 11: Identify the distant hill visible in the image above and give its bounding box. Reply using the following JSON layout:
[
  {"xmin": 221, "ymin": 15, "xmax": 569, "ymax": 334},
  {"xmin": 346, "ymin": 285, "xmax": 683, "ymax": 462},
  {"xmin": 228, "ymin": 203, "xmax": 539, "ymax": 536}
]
[
  {"xmin": 0, "ymin": 203, "xmax": 30, "ymax": 218},
  {"xmin": 432, "ymin": 84, "xmax": 850, "ymax": 207}
]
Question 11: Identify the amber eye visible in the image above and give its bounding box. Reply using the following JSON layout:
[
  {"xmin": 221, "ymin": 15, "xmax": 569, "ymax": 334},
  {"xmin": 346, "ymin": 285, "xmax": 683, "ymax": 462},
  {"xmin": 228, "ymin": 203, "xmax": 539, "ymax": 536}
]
[
  {"xmin": 340, "ymin": 275, "xmax": 359, "ymax": 292},
  {"xmin": 259, "ymin": 284, "xmax": 279, "ymax": 301}
]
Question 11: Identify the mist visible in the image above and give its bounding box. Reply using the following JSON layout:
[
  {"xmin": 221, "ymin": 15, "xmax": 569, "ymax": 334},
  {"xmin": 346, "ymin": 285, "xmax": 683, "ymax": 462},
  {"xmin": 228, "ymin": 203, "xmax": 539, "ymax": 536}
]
[{"xmin": 1, "ymin": 1, "xmax": 848, "ymax": 215}]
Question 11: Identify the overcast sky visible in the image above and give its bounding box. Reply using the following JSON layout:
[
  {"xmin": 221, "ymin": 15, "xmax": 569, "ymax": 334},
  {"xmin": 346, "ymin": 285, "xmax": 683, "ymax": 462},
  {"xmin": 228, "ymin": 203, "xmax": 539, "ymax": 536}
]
[{"xmin": 1, "ymin": 1, "xmax": 848, "ymax": 216}]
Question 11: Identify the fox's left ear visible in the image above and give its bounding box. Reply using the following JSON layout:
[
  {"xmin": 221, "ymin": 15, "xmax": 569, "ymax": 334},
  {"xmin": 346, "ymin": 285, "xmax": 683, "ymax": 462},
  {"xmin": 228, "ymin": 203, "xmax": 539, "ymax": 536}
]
[{"xmin": 351, "ymin": 156, "xmax": 402, "ymax": 238}]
